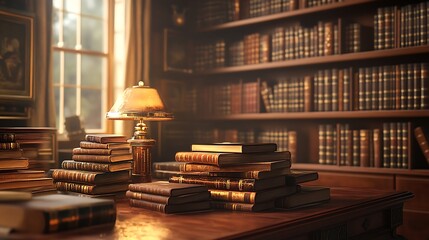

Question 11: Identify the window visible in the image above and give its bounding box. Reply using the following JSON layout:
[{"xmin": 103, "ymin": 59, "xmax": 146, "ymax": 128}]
[{"xmin": 52, "ymin": 0, "xmax": 110, "ymax": 134}]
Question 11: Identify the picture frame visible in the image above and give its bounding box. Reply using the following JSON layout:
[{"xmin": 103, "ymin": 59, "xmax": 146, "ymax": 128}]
[
  {"xmin": 0, "ymin": 102, "xmax": 30, "ymax": 120},
  {"xmin": 0, "ymin": 10, "xmax": 34, "ymax": 101},
  {"xmin": 163, "ymin": 28, "xmax": 192, "ymax": 74}
]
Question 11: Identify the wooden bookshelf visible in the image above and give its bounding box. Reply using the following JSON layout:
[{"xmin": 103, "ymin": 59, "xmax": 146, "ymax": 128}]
[{"xmin": 153, "ymin": 0, "xmax": 429, "ymax": 238}]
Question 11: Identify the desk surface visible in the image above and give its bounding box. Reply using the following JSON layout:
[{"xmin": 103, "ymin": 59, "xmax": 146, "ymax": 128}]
[{"xmin": 9, "ymin": 187, "xmax": 413, "ymax": 240}]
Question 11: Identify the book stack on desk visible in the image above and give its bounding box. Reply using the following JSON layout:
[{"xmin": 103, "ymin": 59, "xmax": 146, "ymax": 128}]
[
  {"xmin": 0, "ymin": 133, "xmax": 55, "ymax": 194},
  {"xmin": 51, "ymin": 134, "xmax": 132, "ymax": 197},
  {"xmin": 276, "ymin": 170, "xmax": 330, "ymax": 209},
  {"xmin": 159, "ymin": 142, "xmax": 296, "ymax": 212},
  {"xmin": 127, "ymin": 181, "xmax": 211, "ymax": 214}
]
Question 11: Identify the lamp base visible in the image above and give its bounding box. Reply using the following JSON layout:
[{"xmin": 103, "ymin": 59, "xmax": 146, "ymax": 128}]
[{"xmin": 128, "ymin": 138, "xmax": 156, "ymax": 183}]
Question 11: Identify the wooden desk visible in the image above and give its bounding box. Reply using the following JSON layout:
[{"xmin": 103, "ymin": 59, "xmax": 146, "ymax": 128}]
[{"xmin": 8, "ymin": 187, "xmax": 413, "ymax": 240}]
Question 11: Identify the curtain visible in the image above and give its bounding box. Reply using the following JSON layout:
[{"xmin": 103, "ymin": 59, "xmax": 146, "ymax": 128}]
[
  {"xmin": 29, "ymin": 0, "xmax": 56, "ymax": 127},
  {"xmin": 120, "ymin": 0, "xmax": 151, "ymax": 136}
]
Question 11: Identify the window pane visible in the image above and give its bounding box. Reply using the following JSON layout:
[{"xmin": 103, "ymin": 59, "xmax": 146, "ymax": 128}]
[
  {"xmin": 64, "ymin": 53, "xmax": 76, "ymax": 85},
  {"xmin": 64, "ymin": 0, "xmax": 79, "ymax": 13},
  {"xmin": 53, "ymin": 51, "xmax": 61, "ymax": 84},
  {"xmin": 81, "ymin": 16, "xmax": 104, "ymax": 52},
  {"xmin": 82, "ymin": 0, "xmax": 104, "ymax": 18},
  {"xmin": 81, "ymin": 55, "xmax": 104, "ymax": 87},
  {"xmin": 81, "ymin": 89, "xmax": 102, "ymax": 129},
  {"xmin": 63, "ymin": 12, "xmax": 77, "ymax": 49},
  {"xmin": 53, "ymin": 0, "xmax": 62, "ymax": 9},
  {"xmin": 64, "ymin": 87, "xmax": 76, "ymax": 117},
  {"xmin": 52, "ymin": 10, "xmax": 60, "ymax": 45},
  {"xmin": 54, "ymin": 86, "xmax": 60, "ymax": 130}
]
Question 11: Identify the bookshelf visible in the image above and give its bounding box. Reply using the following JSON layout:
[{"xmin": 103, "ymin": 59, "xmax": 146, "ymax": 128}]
[{"xmin": 153, "ymin": 0, "xmax": 429, "ymax": 238}]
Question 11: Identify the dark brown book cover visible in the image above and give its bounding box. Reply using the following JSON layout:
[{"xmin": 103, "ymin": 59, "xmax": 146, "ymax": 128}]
[
  {"xmin": 62, "ymin": 160, "xmax": 132, "ymax": 172},
  {"xmin": 360, "ymin": 129, "xmax": 370, "ymax": 167},
  {"xmin": 126, "ymin": 190, "xmax": 210, "ymax": 205},
  {"xmin": 389, "ymin": 122, "xmax": 397, "ymax": 168},
  {"xmin": 373, "ymin": 129, "xmax": 382, "ymax": 168},
  {"xmin": 175, "ymin": 151, "xmax": 291, "ymax": 167},
  {"xmin": 84, "ymin": 134, "xmax": 127, "ymax": 144},
  {"xmin": 55, "ymin": 181, "xmax": 129, "ymax": 195},
  {"xmin": 303, "ymin": 76, "xmax": 313, "ymax": 112},
  {"xmin": 211, "ymin": 200, "xmax": 274, "ymax": 212},
  {"xmin": 128, "ymin": 181, "xmax": 208, "ymax": 197},
  {"xmin": 169, "ymin": 175, "xmax": 285, "ymax": 192},
  {"xmin": 72, "ymin": 147, "xmax": 130, "ymax": 155},
  {"xmin": 129, "ymin": 198, "xmax": 210, "ymax": 214},
  {"xmin": 51, "ymin": 169, "xmax": 130, "ymax": 185},
  {"xmin": 275, "ymin": 186, "xmax": 330, "ymax": 209},
  {"xmin": 285, "ymin": 170, "xmax": 318, "ymax": 185},
  {"xmin": 0, "ymin": 194, "xmax": 116, "ymax": 233},
  {"xmin": 209, "ymin": 185, "xmax": 296, "ymax": 204}
]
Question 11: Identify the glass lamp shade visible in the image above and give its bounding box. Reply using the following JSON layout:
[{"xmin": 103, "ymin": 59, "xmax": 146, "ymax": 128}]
[{"xmin": 106, "ymin": 81, "xmax": 173, "ymax": 121}]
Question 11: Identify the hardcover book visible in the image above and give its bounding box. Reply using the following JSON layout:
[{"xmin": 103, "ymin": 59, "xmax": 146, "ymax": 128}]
[
  {"xmin": 191, "ymin": 142, "xmax": 277, "ymax": 153},
  {"xmin": 0, "ymin": 170, "xmax": 45, "ymax": 180},
  {"xmin": 61, "ymin": 160, "xmax": 132, "ymax": 172},
  {"xmin": 72, "ymin": 154, "xmax": 133, "ymax": 163},
  {"xmin": 0, "ymin": 149, "xmax": 23, "ymax": 159},
  {"xmin": 211, "ymin": 200, "xmax": 275, "ymax": 212},
  {"xmin": 169, "ymin": 175, "xmax": 286, "ymax": 192},
  {"xmin": 0, "ymin": 158, "xmax": 29, "ymax": 170},
  {"xmin": 79, "ymin": 141, "xmax": 130, "ymax": 149},
  {"xmin": 51, "ymin": 169, "xmax": 130, "ymax": 185},
  {"xmin": 55, "ymin": 182, "xmax": 129, "ymax": 195},
  {"xmin": 0, "ymin": 194, "xmax": 116, "ymax": 233},
  {"xmin": 154, "ymin": 160, "xmax": 291, "ymax": 172},
  {"xmin": 209, "ymin": 185, "xmax": 297, "ymax": 204},
  {"xmin": 285, "ymin": 170, "xmax": 319, "ymax": 185},
  {"xmin": 415, "ymin": 126, "xmax": 429, "ymax": 165},
  {"xmin": 175, "ymin": 151, "xmax": 291, "ymax": 167},
  {"xmin": 275, "ymin": 186, "xmax": 330, "ymax": 209},
  {"xmin": 126, "ymin": 190, "xmax": 210, "ymax": 205},
  {"xmin": 128, "ymin": 181, "xmax": 209, "ymax": 197},
  {"xmin": 0, "ymin": 178, "xmax": 54, "ymax": 191},
  {"xmin": 84, "ymin": 134, "xmax": 127, "ymax": 144},
  {"xmin": 129, "ymin": 198, "xmax": 211, "ymax": 214},
  {"xmin": 72, "ymin": 147, "xmax": 130, "ymax": 155}
]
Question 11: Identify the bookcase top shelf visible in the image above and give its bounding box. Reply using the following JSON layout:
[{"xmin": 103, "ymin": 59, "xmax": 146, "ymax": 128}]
[
  {"xmin": 292, "ymin": 163, "xmax": 429, "ymax": 177},
  {"xmin": 194, "ymin": 46, "xmax": 429, "ymax": 75},
  {"xmin": 196, "ymin": 0, "xmax": 377, "ymax": 32},
  {"xmin": 174, "ymin": 110, "xmax": 429, "ymax": 121}
]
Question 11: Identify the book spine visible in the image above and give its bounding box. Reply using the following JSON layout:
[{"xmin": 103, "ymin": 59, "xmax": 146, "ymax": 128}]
[
  {"xmin": 389, "ymin": 122, "xmax": 397, "ymax": 168},
  {"xmin": 128, "ymin": 184, "xmax": 175, "ymax": 196},
  {"xmin": 169, "ymin": 176, "xmax": 257, "ymax": 191},
  {"xmin": 129, "ymin": 199, "xmax": 167, "ymax": 213},
  {"xmin": 360, "ymin": 129, "xmax": 370, "ymax": 167},
  {"xmin": 288, "ymin": 131, "xmax": 297, "ymax": 163},
  {"xmin": 414, "ymin": 126, "xmax": 429, "ymax": 164},
  {"xmin": 62, "ymin": 161, "xmax": 111, "ymax": 172},
  {"xmin": 55, "ymin": 182, "xmax": 96, "ymax": 194},
  {"xmin": 85, "ymin": 135, "xmax": 104, "ymax": 143},
  {"xmin": 80, "ymin": 141, "xmax": 109, "ymax": 149},
  {"xmin": 402, "ymin": 122, "xmax": 409, "ymax": 169},
  {"xmin": 126, "ymin": 190, "xmax": 169, "ymax": 204},
  {"xmin": 0, "ymin": 133, "xmax": 15, "ymax": 142},
  {"xmin": 154, "ymin": 162, "xmax": 186, "ymax": 172},
  {"xmin": 211, "ymin": 201, "xmax": 268, "ymax": 212},
  {"xmin": 0, "ymin": 142, "xmax": 20, "ymax": 150},
  {"xmin": 382, "ymin": 123, "xmax": 390, "ymax": 168},
  {"xmin": 73, "ymin": 148, "xmax": 112, "ymax": 155},
  {"xmin": 209, "ymin": 189, "xmax": 256, "ymax": 203},
  {"xmin": 72, "ymin": 155, "xmax": 112, "ymax": 163},
  {"xmin": 318, "ymin": 124, "xmax": 326, "ymax": 164},
  {"xmin": 373, "ymin": 129, "xmax": 382, "ymax": 168},
  {"xmin": 175, "ymin": 152, "xmax": 220, "ymax": 166},
  {"xmin": 45, "ymin": 202, "xmax": 116, "ymax": 233},
  {"xmin": 352, "ymin": 130, "xmax": 360, "ymax": 166},
  {"xmin": 52, "ymin": 169, "xmax": 98, "ymax": 183}
]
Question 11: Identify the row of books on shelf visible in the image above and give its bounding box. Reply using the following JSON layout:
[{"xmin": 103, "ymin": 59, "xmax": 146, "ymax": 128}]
[
  {"xmin": 195, "ymin": 0, "xmax": 344, "ymax": 28},
  {"xmin": 178, "ymin": 62, "xmax": 428, "ymax": 115},
  {"xmin": 319, "ymin": 122, "xmax": 415, "ymax": 169},
  {"xmin": 192, "ymin": 2, "xmax": 428, "ymax": 71},
  {"xmin": 375, "ymin": 2, "xmax": 429, "ymax": 50}
]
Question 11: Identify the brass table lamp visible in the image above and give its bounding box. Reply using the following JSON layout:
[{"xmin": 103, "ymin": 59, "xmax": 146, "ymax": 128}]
[{"xmin": 106, "ymin": 81, "xmax": 173, "ymax": 182}]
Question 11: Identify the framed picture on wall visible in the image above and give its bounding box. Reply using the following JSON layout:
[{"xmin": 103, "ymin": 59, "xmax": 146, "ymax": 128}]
[
  {"xmin": 0, "ymin": 10, "xmax": 34, "ymax": 101},
  {"xmin": 163, "ymin": 28, "xmax": 192, "ymax": 74}
]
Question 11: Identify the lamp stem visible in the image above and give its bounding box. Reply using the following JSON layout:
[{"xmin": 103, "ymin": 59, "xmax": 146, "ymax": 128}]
[{"xmin": 133, "ymin": 119, "xmax": 147, "ymax": 139}]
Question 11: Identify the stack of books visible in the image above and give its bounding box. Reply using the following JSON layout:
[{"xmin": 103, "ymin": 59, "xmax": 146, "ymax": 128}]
[
  {"xmin": 156, "ymin": 142, "xmax": 296, "ymax": 212},
  {"xmin": 52, "ymin": 134, "xmax": 132, "ymax": 197},
  {"xmin": 276, "ymin": 170, "xmax": 330, "ymax": 209},
  {"xmin": 0, "ymin": 133, "xmax": 55, "ymax": 194},
  {"xmin": 127, "ymin": 181, "xmax": 211, "ymax": 214}
]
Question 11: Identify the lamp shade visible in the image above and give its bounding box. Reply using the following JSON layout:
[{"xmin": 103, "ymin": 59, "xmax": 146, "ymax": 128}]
[{"xmin": 106, "ymin": 81, "xmax": 173, "ymax": 121}]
